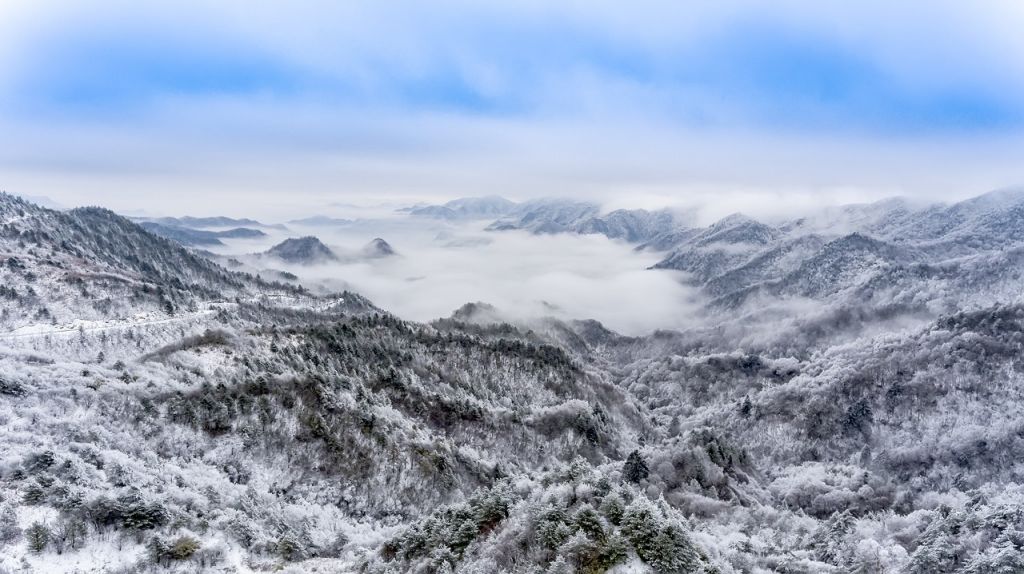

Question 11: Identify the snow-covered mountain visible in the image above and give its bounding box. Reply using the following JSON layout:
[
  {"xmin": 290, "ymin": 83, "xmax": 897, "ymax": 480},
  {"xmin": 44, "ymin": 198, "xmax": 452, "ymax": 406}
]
[
  {"xmin": 263, "ymin": 236, "xmax": 338, "ymax": 264},
  {"xmin": 134, "ymin": 215, "xmax": 285, "ymax": 231},
  {"xmin": 361, "ymin": 237, "xmax": 396, "ymax": 258},
  {"xmin": 139, "ymin": 222, "xmax": 266, "ymax": 246},
  {"xmin": 484, "ymin": 199, "xmax": 686, "ymax": 243},
  {"xmin": 406, "ymin": 195, "xmax": 519, "ymax": 220},
  {"xmin": 3, "ymin": 190, "xmax": 1024, "ymax": 573},
  {"xmin": 0, "ymin": 193, "xmax": 299, "ymax": 331}
]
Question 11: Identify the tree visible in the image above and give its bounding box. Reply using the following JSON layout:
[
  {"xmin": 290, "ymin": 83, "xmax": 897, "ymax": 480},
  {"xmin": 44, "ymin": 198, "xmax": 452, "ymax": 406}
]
[
  {"xmin": 621, "ymin": 498, "xmax": 660, "ymax": 558},
  {"xmin": 739, "ymin": 397, "xmax": 753, "ymax": 418},
  {"xmin": 645, "ymin": 521, "xmax": 701, "ymax": 573},
  {"xmin": 599, "ymin": 492, "xmax": 625, "ymax": 525},
  {"xmin": 0, "ymin": 504, "xmax": 21, "ymax": 544},
  {"xmin": 22, "ymin": 482, "xmax": 46, "ymax": 505},
  {"xmin": 621, "ymin": 499, "xmax": 701, "ymax": 573},
  {"xmin": 26, "ymin": 522, "xmax": 49, "ymax": 553},
  {"xmin": 573, "ymin": 504, "xmax": 605, "ymax": 541},
  {"xmin": 843, "ymin": 399, "xmax": 873, "ymax": 438},
  {"xmin": 623, "ymin": 450, "xmax": 649, "ymax": 484},
  {"xmin": 814, "ymin": 510, "xmax": 856, "ymax": 566},
  {"xmin": 51, "ymin": 518, "xmax": 88, "ymax": 553}
]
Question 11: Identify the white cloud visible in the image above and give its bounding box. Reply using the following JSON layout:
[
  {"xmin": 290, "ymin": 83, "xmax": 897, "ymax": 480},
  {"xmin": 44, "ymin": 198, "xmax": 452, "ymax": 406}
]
[
  {"xmin": 1, "ymin": 1, "xmax": 1024, "ymax": 211},
  {"xmin": 215, "ymin": 220, "xmax": 703, "ymax": 336}
]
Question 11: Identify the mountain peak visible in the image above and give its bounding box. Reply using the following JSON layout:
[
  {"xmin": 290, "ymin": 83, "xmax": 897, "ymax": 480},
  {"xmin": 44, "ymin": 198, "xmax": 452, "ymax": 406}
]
[
  {"xmin": 363, "ymin": 237, "xmax": 396, "ymax": 258},
  {"xmin": 265, "ymin": 236, "xmax": 337, "ymax": 264}
]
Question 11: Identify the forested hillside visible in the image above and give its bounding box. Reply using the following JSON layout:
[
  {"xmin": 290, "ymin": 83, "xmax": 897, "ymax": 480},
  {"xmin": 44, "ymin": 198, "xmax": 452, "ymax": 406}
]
[{"xmin": 2, "ymin": 192, "xmax": 1024, "ymax": 573}]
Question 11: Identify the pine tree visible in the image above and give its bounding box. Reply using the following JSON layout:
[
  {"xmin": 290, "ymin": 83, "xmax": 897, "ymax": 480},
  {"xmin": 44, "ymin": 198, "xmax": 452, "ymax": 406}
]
[
  {"xmin": 573, "ymin": 504, "xmax": 605, "ymax": 541},
  {"xmin": 26, "ymin": 522, "xmax": 49, "ymax": 553},
  {"xmin": 599, "ymin": 491, "xmax": 625, "ymax": 525},
  {"xmin": 620, "ymin": 498, "xmax": 660, "ymax": 559},
  {"xmin": 646, "ymin": 521, "xmax": 701, "ymax": 574},
  {"xmin": 622, "ymin": 450, "xmax": 649, "ymax": 484},
  {"xmin": 814, "ymin": 510, "xmax": 855, "ymax": 567},
  {"xmin": 621, "ymin": 499, "xmax": 701, "ymax": 573}
]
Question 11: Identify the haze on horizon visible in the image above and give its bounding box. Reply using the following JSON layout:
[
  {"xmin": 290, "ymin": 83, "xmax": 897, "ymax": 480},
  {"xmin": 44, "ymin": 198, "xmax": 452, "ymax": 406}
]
[{"xmin": 2, "ymin": 1, "xmax": 1024, "ymax": 218}]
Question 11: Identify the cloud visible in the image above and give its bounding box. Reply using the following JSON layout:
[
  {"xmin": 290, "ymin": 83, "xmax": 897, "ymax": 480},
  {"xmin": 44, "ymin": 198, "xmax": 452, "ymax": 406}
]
[
  {"xmin": 222, "ymin": 220, "xmax": 703, "ymax": 336},
  {"xmin": 1, "ymin": 1, "xmax": 1024, "ymax": 210}
]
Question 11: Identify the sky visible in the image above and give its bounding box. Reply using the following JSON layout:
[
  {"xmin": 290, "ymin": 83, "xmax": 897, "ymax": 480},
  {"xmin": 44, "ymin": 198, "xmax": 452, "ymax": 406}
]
[{"xmin": 2, "ymin": 1, "xmax": 1024, "ymax": 217}]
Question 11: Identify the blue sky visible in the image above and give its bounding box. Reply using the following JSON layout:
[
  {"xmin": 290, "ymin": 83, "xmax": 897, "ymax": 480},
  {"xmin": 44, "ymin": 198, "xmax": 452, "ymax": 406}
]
[{"xmin": 1, "ymin": 1, "xmax": 1024, "ymax": 216}]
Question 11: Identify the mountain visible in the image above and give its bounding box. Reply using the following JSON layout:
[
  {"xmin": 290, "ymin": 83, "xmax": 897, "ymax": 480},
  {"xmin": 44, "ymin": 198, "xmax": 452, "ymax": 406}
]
[
  {"xmin": 890, "ymin": 189, "xmax": 1024, "ymax": 257},
  {"xmin": 486, "ymin": 199, "xmax": 602, "ymax": 233},
  {"xmin": 361, "ymin": 237, "xmax": 396, "ymax": 258},
  {"xmin": 135, "ymin": 215, "xmax": 285, "ymax": 230},
  {"xmin": 216, "ymin": 227, "xmax": 267, "ymax": 239},
  {"xmin": 406, "ymin": 204, "xmax": 459, "ymax": 220},
  {"xmin": 571, "ymin": 208, "xmax": 684, "ymax": 242},
  {"xmin": 140, "ymin": 221, "xmax": 226, "ymax": 246},
  {"xmin": 288, "ymin": 215, "xmax": 354, "ymax": 227},
  {"xmin": 702, "ymin": 233, "xmax": 828, "ymax": 297},
  {"xmin": 408, "ymin": 195, "xmax": 518, "ymax": 220},
  {"xmin": 264, "ymin": 236, "xmax": 338, "ymax": 264},
  {"xmin": 140, "ymin": 222, "xmax": 267, "ymax": 246},
  {"xmin": 404, "ymin": 196, "xmax": 689, "ymax": 244},
  {"xmin": 780, "ymin": 197, "xmax": 922, "ymax": 237},
  {"xmin": 692, "ymin": 213, "xmax": 781, "ymax": 247},
  {"xmin": 777, "ymin": 233, "xmax": 921, "ymax": 298},
  {"xmin": 5, "ymin": 190, "xmax": 1024, "ymax": 573},
  {"xmin": 651, "ymin": 213, "xmax": 782, "ymax": 283},
  {"xmin": 0, "ymin": 193, "xmax": 296, "ymax": 330},
  {"xmin": 442, "ymin": 195, "xmax": 518, "ymax": 218}
]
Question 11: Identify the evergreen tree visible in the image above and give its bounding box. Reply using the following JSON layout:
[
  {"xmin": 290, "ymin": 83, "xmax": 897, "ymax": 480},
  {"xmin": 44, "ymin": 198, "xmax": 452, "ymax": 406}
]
[
  {"xmin": 814, "ymin": 510, "xmax": 855, "ymax": 566},
  {"xmin": 621, "ymin": 499, "xmax": 701, "ymax": 574},
  {"xmin": 599, "ymin": 491, "xmax": 625, "ymax": 525},
  {"xmin": 573, "ymin": 504, "xmax": 605, "ymax": 541},
  {"xmin": 621, "ymin": 498, "xmax": 661, "ymax": 560},
  {"xmin": 622, "ymin": 450, "xmax": 649, "ymax": 484},
  {"xmin": 26, "ymin": 522, "xmax": 49, "ymax": 553}
]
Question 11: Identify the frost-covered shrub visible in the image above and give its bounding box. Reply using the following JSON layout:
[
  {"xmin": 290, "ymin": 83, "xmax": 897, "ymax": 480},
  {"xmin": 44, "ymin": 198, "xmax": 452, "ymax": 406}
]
[{"xmin": 150, "ymin": 533, "xmax": 225, "ymax": 568}]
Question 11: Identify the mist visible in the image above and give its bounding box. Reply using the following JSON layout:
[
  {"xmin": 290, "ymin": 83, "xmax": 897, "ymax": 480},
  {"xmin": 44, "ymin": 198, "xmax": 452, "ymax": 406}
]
[{"xmin": 209, "ymin": 217, "xmax": 703, "ymax": 336}]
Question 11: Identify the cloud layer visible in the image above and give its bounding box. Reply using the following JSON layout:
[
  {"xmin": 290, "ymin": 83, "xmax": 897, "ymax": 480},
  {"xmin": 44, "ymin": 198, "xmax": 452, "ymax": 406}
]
[
  {"xmin": 216, "ymin": 219, "xmax": 702, "ymax": 335},
  {"xmin": 2, "ymin": 1, "xmax": 1024, "ymax": 213}
]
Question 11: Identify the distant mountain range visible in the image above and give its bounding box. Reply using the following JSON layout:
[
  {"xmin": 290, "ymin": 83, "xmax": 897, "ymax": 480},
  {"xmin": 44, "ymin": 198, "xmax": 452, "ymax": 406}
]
[
  {"xmin": 133, "ymin": 215, "xmax": 286, "ymax": 230},
  {"xmin": 403, "ymin": 195, "xmax": 519, "ymax": 220},
  {"xmin": 139, "ymin": 221, "xmax": 267, "ymax": 246},
  {"xmin": 287, "ymin": 215, "xmax": 354, "ymax": 227}
]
